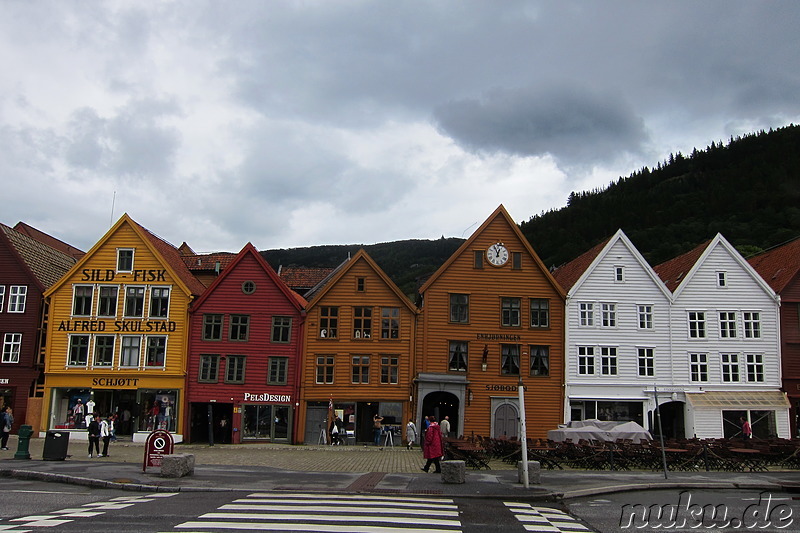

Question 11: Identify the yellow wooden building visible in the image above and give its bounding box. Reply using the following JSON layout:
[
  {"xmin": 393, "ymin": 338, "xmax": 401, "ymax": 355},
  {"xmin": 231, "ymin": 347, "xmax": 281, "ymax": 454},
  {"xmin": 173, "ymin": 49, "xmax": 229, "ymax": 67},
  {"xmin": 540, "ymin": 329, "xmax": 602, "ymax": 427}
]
[
  {"xmin": 415, "ymin": 205, "xmax": 566, "ymax": 439},
  {"xmin": 40, "ymin": 214, "xmax": 206, "ymax": 442},
  {"xmin": 297, "ymin": 249, "xmax": 418, "ymax": 445}
]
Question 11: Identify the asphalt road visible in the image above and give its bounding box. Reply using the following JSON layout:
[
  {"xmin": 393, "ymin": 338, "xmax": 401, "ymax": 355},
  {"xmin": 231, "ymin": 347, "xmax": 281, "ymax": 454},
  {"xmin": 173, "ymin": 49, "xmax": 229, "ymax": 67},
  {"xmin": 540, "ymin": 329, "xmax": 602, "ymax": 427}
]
[{"xmin": 2, "ymin": 479, "xmax": 593, "ymax": 533}]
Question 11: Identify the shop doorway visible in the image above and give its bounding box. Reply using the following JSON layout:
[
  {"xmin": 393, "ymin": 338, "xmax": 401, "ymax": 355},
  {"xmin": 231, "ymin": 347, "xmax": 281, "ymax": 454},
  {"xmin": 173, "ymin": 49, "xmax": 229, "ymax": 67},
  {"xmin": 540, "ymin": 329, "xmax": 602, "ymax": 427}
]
[
  {"xmin": 493, "ymin": 403, "xmax": 518, "ymax": 438},
  {"xmin": 421, "ymin": 391, "xmax": 460, "ymax": 437},
  {"xmin": 650, "ymin": 401, "xmax": 685, "ymax": 440},
  {"xmin": 189, "ymin": 402, "xmax": 233, "ymax": 444}
]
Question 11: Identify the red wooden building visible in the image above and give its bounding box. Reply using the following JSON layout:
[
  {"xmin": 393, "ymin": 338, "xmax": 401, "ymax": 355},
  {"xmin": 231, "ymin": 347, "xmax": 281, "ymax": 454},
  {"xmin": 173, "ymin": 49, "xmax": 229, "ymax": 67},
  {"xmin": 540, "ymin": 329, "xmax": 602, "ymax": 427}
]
[{"xmin": 186, "ymin": 243, "xmax": 306, "ymax": 444}]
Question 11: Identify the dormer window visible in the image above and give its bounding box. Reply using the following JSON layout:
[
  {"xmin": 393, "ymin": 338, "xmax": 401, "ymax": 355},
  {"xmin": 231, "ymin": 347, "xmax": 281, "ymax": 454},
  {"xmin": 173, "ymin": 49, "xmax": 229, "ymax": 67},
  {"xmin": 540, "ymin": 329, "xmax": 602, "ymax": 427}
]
[
  {"xmin": 717, "ymin": 271, "xmax": 727, "ymax": 288},
  {"xmin": 117, "ymin": 248, "xmax": 134, "ymax": 272}
]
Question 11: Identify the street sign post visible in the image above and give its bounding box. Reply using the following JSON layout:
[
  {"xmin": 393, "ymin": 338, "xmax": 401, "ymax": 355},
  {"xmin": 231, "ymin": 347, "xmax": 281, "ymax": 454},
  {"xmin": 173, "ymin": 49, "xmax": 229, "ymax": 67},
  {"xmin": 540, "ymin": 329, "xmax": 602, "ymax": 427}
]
[{"xmin": 142, "ymin": 429, "xmax": 174, "ymax": 472}]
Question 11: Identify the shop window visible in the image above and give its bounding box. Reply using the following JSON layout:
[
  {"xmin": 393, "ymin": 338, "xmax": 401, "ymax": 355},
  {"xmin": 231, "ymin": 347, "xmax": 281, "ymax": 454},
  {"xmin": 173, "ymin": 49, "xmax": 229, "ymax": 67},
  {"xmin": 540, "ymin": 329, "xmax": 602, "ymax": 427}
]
[
  {"xmin": 380, "ymin": 307, "xmax": 400, "ymax": 339},
  {"xmin": 68, "ymin": 335, "xmax": 89, "ymax": 366},
  {"xmin": 271, "ymin": 316, "xmax": 292, "ymax": 343},
  {"xmin": 140, "ymin": 391, "xmax": 177, "ymax": 432},
  {"xmin": 145, "ymin": 336, "xmax": 167, "ymax": 367},
  {"xmin": 203, "ymin": 314, "xmax": 223, "ymax": 341},
  {"xmin": 225, "ymin": 355, "xmax": 246, "ymax": 383},
  {"xmin": 72, "ymin": 285, "xmax": 94, "ymax": 316},
  {"xmin": 448, "ymin": 341, "xmax": 468, "ymax": 372},
  {"xmin": 149, "ymin": 287, "xmax": 170, "ymax": 318},
  {"xmin": 2, "ymin": 333, "xmax": 22, "ymax": 363},
  {"xmin": 320, "ymin": 307, "xmax": 338, "ymax": 338},
  {"xmin": 229, "ymin": 315, "xmax": 250, "ymax": 341},
  {"xmin": 93, "ymin": 335, "xmax": 115, "ymax": 367},
  {"xmin": 723, "ymin": 410, "xmax": 777, "ymax": 439},
  {"xmin": 198, "ymin": 354, "xmax": 220, "ymax": 382},
  {"xmin": 268, "ymin": 357, "xmax": 288, "ymax": 385},
  {"xmin": 124, "ymin": 286, "xmax": 145, "ymax": 318},
  {"xmin": 98, "ymin": 286, "xmax": 118, "ymax": 317}
]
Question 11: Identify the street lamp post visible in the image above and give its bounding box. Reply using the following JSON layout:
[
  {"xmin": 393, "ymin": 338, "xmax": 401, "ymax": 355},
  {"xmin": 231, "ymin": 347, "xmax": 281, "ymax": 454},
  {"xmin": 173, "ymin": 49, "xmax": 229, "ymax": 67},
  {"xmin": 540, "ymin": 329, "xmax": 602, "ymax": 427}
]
[{"xmin": 518, "ymin": 376, "xmax": 529, "ymax": 488}]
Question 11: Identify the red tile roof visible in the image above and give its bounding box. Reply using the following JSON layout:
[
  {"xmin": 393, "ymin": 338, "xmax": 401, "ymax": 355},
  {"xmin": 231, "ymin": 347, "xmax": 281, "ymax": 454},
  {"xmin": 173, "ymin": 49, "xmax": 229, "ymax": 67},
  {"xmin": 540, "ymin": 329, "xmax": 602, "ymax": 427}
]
[
  {"xmin": 182, "ymin": 251, "xmax": 237, "ymax": 273},
  {"xmin": 278, "ymin": 266, "xmax": 336, "ymax": 291},
  {"xmin": 653, "ymin": 240, "xmax": 711, "ymax": 292},
  {"xmin": 748, "ymin": 236, "xmax": 800, "ymax": 294},
  {"xmin": 13, "ymin": 221, "xmax": 85, "ymax": 259},
  {"xmin": 132, "ymin": 221, "xmax": 208, "ymax": 296},
  {"xmin": 1, "ymin": 223, "xmax": 78, "ymax": 288},
  {"xmin": 552, "ymin": 237, "xmax": 611, "ymax": 292}
]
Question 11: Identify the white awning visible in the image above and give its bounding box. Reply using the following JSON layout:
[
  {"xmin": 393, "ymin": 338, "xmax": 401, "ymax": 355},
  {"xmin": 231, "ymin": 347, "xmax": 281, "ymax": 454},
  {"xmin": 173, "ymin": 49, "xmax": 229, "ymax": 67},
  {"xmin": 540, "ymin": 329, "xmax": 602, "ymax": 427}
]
[{"xmin": 685, "ymin": 390, "xmax": 790, "ymax": 409}]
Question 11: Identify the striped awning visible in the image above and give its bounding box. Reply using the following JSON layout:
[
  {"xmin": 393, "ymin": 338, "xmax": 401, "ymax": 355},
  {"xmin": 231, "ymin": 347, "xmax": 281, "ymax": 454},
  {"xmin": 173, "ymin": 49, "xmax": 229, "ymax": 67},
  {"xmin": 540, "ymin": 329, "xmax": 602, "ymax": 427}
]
[{"xmin": 685, "ymin": 390, "xmax": 790, "ymax": 409}]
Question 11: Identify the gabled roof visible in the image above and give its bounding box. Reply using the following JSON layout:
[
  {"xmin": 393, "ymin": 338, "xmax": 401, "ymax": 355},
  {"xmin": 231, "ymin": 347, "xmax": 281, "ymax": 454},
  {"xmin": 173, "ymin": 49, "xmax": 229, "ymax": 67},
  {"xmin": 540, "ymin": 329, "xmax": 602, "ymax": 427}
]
[
  {"xmin": 748, "ymin": 236, "xmax": 800, "ymax": 294},
  {"xmin": 419, "ymin": 204, "xmax": 565, "ymax": 299},
  {"xmin": 45, "ymin": 214, "xmax": 206, "ymax": 298},
  {"xmin": 1, "ymin": 223, "xmax": 78, "ymax": 289},
  {"xmin": 191, "ymin": 243, "xmax": 307, "ymax": 311},
  {"xmin": 653, "ymin": 239, "xmax": 710, "ymax": 293},
  {"xmin": 13, "ymin": 221, "xmax": 85, "ymax": 260},
  {"xmin": 654, "ymin": 233, "xmax": 777, "ymax": 300},
  {"xmin": 182, "ymin": 251, "xmax": 237, "ymax": 273},
  {"xmin": 278, "ymin": 266, "xmax": 336, "ymax": 292},
  {"xmin": 553, "ymin": 229, "xmax": 672, "ymax": 299},
  {"xmin": 552, "ymin": 237, "xmax": 611, "ymax": 292},
  {"xmin": 303, "ymin": 249, "xmax": 418, "ymax": 314}
]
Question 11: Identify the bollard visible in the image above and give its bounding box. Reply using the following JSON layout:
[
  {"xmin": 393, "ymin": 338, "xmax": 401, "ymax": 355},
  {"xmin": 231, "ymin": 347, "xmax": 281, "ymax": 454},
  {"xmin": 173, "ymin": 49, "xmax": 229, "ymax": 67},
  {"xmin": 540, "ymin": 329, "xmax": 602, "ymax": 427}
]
[{"xmin": 14, "ymin": 425, "xmax": 33, "ymax": 460}]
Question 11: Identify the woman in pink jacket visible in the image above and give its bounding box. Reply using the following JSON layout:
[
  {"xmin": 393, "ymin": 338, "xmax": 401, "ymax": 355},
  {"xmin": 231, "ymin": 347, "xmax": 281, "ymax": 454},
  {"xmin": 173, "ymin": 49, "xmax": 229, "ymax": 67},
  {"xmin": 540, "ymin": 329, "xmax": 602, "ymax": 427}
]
[{"xmin": 421, "ymin": 416, "xmax": 444, "ymax": 473}]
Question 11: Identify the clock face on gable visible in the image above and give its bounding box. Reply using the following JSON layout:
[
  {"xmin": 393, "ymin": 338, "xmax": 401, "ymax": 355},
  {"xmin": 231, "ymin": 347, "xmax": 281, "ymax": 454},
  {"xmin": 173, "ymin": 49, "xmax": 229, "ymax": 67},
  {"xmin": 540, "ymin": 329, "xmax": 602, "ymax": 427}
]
[{"xmin": 486, "ymin": 243, "xmax": 509, "ymax": 266}]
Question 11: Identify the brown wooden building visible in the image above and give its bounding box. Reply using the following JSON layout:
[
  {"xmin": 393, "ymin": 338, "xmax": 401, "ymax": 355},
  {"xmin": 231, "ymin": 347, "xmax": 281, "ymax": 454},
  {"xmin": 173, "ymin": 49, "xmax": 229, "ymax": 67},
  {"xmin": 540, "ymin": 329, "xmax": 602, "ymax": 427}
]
[
  {"xmin": 298, "ymin": 249, "xmax": 418, "ymax": 445},
  {"xmin": 415, "ymin": 205, "xmax": 566, "ymax": 439}
]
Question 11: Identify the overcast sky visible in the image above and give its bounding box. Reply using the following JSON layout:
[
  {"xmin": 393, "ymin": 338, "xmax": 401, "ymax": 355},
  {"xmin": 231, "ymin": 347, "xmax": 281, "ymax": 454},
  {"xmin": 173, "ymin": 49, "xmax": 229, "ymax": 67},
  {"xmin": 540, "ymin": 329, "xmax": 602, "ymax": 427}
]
[{"xmin": 2, "ymin": 1, "xmax": 798, "ymax": 254}]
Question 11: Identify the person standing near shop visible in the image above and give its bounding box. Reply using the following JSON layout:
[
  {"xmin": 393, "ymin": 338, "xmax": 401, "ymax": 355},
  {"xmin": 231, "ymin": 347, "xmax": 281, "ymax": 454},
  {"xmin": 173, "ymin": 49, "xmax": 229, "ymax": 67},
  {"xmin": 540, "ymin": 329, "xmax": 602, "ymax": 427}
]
[
  {"xmin": 99, "ymin": 414, "xmax": 111, "ymax": 457},
  {"xmin": 741, "ymin": 417, "xmax": 752, "ymax": 438},
  {"xmin": 1, "ymin": 406, "xmax": 12, "ymax": 450},
  {"xmin": 373, "ymin": 414, "xmax": 384, "ymax": 446},
  {"xmin": 406, "ymin": 419, "xmax": 418, "ymax": 450},
  {"xmin": 440, "ymin": 416, "xmax": 451, "ymax": 439},
  {"xmin": 421, "ymin": 415, "xmax": 444, "ymax": 473},
  {"xmin": 87, "ymin": 413, "xmax": 100, "ymax": 458}
]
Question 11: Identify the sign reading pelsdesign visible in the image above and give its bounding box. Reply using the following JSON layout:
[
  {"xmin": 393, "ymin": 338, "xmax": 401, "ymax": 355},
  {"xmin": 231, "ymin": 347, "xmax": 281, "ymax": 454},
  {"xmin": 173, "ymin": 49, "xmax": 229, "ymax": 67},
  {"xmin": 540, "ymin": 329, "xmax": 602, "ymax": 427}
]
[{"xmin": 243, "ymin": 392, "xmax": 292, "ymax": 403}]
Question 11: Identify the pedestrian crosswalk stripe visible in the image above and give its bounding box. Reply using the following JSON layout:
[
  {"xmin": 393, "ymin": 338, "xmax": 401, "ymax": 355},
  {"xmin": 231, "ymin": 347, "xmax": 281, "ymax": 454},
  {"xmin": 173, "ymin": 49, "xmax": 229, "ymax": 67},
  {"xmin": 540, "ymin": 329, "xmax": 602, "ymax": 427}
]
[
  {"xmin": 205, "ymin": 512, "xmax": 459, "ymax": 526},
  {"xmin": 504, "ymin": 502, "xmax": 592, "ymax": 532},
  {"xmin": 221, "ymin": 503, "xmax": 458, "ymax": 516}
]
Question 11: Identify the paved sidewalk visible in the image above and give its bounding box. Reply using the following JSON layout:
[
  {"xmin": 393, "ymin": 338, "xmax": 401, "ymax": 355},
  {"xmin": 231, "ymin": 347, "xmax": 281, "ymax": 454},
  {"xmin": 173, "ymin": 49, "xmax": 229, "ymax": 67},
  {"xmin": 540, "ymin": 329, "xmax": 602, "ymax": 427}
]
[{"xmin": 3, "ymin": 435, "xmax": 800, "ymax": 501}]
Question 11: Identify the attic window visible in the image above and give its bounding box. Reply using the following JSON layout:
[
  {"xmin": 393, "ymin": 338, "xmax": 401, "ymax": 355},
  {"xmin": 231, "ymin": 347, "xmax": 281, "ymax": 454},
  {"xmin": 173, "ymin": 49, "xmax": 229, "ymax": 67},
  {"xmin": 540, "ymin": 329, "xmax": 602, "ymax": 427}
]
[
  {"xmin": 242, "ymin": 281, "xmax": 256, "ymax": 294},
  {"xmin": 614, "ymin": 266, "xmax": 625, "ymax": 282},
  {"xmin": 117, "ymin": 248, "xmax": 134, "ymax": 272},
  {"xmin": 356, "ymin": 277, "xmax": 365, "ymax": 292},
  {"xmin": 717, "ymin": 271, "xmax": 727, "ymax": 288}
]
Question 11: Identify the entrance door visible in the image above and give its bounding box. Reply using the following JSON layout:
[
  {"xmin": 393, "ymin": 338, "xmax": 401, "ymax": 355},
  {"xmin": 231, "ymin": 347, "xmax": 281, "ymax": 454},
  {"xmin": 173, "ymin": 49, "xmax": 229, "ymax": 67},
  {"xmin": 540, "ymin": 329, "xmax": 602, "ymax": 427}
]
[
  {"xmin": 421, "ymin": 391, "xmax": 460, "ymax": 437},
  {"xmin": 493, "ymin": 403, "xmax": 518, "ymax": 438},
  {"xmin": 305, "ymin": 406, "xmax": 328, "ymax": 444}
]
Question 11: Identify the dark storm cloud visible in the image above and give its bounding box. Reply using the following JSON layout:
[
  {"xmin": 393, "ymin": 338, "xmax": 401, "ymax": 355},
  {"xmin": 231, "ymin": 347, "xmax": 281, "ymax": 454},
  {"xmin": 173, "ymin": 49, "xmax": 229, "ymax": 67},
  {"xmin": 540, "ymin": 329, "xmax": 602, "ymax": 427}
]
[{"xmin": 433, "ymin": 86, "xmax": 647, "ymax": 165}]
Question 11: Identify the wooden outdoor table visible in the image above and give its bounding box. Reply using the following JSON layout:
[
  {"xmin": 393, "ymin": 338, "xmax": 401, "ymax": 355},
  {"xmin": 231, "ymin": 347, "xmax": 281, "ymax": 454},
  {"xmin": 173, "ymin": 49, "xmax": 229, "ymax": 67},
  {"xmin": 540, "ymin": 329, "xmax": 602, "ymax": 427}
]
[{"xmin": 728, "ymin": 448, "xmax": 769, "ymax": 472}]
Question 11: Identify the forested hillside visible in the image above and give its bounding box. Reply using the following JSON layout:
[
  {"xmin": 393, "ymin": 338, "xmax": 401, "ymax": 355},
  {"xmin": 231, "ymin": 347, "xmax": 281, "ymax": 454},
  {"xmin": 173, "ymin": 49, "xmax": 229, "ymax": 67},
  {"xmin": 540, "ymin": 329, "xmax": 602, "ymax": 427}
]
[{"xmin": 266, "ymin": 124, "xmax": 800, "ymax": 293}]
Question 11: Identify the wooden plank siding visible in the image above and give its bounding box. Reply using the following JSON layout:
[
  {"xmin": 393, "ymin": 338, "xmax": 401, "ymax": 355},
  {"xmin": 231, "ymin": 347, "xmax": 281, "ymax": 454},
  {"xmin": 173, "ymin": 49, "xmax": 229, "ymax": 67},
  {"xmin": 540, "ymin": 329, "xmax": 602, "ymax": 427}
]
[
  {"xmin": 41, "ymin": 215, "xmax": 199, "ymax": 441},
  {"xmin": 186, "ymin": 244, "xmax": 305, "ymax": 443},
  {"xmin": 416, "ymin": 205, "xmax": 566, "ymax": 440},
  {"xmin": 298, "ymin": 250, "xmax": 417, "ymax": 444}
]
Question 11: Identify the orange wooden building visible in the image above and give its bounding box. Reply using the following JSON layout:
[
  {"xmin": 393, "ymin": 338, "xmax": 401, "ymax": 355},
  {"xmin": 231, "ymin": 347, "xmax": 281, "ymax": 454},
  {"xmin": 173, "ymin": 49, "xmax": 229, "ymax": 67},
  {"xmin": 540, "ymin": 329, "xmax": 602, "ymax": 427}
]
[
  {"xmin": 297, "ymin": 249, "xmax": 418, "ymax": 445},
  {"xmin": 415, "ymin": 205, "xmax": 566, "ymax": 439}
]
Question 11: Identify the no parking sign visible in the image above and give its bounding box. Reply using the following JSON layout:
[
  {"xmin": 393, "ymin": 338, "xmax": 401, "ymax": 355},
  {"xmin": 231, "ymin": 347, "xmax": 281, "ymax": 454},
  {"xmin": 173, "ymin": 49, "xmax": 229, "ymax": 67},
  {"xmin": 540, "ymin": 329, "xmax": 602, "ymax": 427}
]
[{"xmin": 143, "ymin": 429, "xmax": 174, "ymax": 472}]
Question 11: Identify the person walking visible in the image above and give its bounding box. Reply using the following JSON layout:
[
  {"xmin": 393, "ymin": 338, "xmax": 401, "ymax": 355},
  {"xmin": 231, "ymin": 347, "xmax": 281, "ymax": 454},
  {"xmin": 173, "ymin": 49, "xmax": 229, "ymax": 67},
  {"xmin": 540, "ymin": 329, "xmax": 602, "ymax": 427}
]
[
  {"xmin": 99, "ymin": 414, "xmax": 111, "ymax": 457},
  {"xmin": 330, "ymin": 415, "xmax": 344, "ymax": 445},
  {"xmin": 440, "ymin": 415, "xmax": 451, "ymax": 439},
  {"xmin": 421, "ymin": 416, "xmax": 444, "ymax": 473},
  {"xmin": 741, "ymin": 417, "xmax": 752, "ymax": 438},
  {"xmin": 1, "ymin": 406, "xmax": 12, "ymax": 450},
  {"xmin": 87, "ymin": 413, "xmax": 100, "ymax": 458},
  {"xmin": 406, "ymin": 420, "xmax": 418, "ymax": 450},
  {"xmin": 373, "ymin": 414, "xmax": 384, "ymax": 446}
]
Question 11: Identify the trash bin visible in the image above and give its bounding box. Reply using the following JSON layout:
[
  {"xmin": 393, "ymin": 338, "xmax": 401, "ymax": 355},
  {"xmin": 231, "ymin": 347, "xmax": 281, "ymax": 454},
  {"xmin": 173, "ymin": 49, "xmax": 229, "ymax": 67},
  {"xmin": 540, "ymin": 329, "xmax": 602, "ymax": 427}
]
[{"xmin": 43, "ymin": 430, "xmax": 70, "ymax": 460}]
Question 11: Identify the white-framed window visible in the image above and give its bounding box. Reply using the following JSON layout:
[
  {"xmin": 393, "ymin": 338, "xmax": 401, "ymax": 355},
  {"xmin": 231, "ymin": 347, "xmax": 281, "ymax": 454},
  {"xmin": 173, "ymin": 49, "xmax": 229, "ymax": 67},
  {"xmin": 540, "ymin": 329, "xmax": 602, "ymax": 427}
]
[
  {"xmin": 124, "ymin": 286, "xmax": 145, "ymax": 318},
  {"xmin": 93, "ymin": 335, "xmax": 115, "ymax": 367},
  {"xmin": 67, "ymin": 335, "xmax": 90, "ymax": 367},
  {"xmin": 689, "ymin": 353, "xmax": 708, "ymax": 382},
  {"xmin": 746, "ymin": 353, "xmax": 764, "ymax": 382},
  {"xmin": 120, "ymin": 335, "xmax": 141, "ymax": 367},
  {"xmin": 8, "ymin": 285, "xmax": 27, "ymax": 313},
  {"xmin": 719, "ymin": 311, "xmax": 737, "ymax": 338},
  {"xmin": 637, "ymin": 348, "xmax": 654, "ymax": 377},
  {"xmin": 721, "ymin": 353, "xmax": 740, "ymax": 382},
  {"xmin": 149, "ymin": 287, "xmax": 170, "ymax": 319},
  {"xmin": 716, "ymin": 271, "xmax": 727, "ymax": 287},
  {"xmin": 145, "ymin": 336, "xmax": 167, "ymax": 367},
  {"xmin": 600, "ymin": 346, "xmax": 618, "ymax": 375},
  {"xmin": 97, "ymin": 286, "xmax": 119, "ymax": 317},
  {"xmin": 578, "ymin": 346, "xmax": 595, "ymax": 375},
  {"xmin": 637, "ymin": 305, "xmax": 653, "ymax": 329},
  {"xmin": 614, "ymin": 266, "xmax": 625, "ymax": 282},
  {"xmin": 2, "ymin": 333, "xmax": 22, "ymax": 363},
  {"xmin": 688, "ymin": 311, "xmax": 706, "ymax": 338},
  {"xmin": 117, "ymin": 248, "xmax": 134, "ymax": 272},
  {"xmin": 72, "ymin": 285, "xmax": 94, "ymax": 316},
  {"xmin": 743, "ymin": 312, "xmax": 761, "ymax": 339},
  {"xmin": 579, "ymin": 302, "xmax": 594, "ymax": 327},
  {"xmin": 601, "ymin": 303, "xmax": 617, "ymax": 327},
  {"xmin": 0, "ymin": 286, "xmax": 5, "ymax": 311}
]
